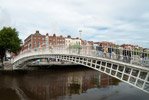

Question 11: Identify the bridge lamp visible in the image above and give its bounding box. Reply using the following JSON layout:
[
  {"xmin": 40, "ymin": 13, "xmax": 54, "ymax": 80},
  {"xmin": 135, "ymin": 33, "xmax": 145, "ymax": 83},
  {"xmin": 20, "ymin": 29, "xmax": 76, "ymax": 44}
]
[{"xmin": 79, "ymin": 30, "xmax": 82, "ymax": 39}]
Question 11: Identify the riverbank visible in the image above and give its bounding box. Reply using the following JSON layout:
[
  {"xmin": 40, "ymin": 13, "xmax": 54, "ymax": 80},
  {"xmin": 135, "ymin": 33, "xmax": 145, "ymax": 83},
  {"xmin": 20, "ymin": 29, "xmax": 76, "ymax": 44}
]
[
  {"xmin": 0, "ymin": 61, "xmax": 13, "ymax": 70},
  {"xmin": 0, "ymin": 61, "xmax": 80, "ymax": 71},
  {"xmin": 0, "ymin": 63, "xmax": 88, "ymax": 72}
]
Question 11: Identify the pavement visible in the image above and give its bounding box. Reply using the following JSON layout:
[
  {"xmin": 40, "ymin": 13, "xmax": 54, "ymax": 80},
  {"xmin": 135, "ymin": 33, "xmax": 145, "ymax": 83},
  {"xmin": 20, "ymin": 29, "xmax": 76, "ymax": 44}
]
[{"xmin": 0, "ymin": 61, "xmax": 13, "ymax": 70}]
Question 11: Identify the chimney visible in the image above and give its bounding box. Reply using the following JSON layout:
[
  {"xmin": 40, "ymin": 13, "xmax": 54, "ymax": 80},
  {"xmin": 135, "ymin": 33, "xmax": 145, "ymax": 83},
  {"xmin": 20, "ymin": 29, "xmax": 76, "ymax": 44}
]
[
  {"xmin": 53, "ymin": 33, "xmax": 56, "ymax": 37},
  {"xmin": 35, "ymin": 30, "xmax": 41, "ymax": 35},
  {"xmin": 67, "ymin": 35, "xmax": 71, "ymax": 38},
  {"xmin": 46, "ymin": 33, "xmax": 49, "ymax": 36},
  {"xmin": 36, "ymin": 30, "xmax": 39, "ymax": 33}
]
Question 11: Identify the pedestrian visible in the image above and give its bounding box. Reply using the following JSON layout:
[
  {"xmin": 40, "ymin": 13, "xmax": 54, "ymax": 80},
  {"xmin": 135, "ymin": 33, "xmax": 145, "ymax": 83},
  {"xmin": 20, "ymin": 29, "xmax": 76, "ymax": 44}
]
[
  {"xmin": 105, "ymin": 47, "xmax": 108, "ymax": 58},
  {"xmin": 99, "ymin": 44, "xmax": 103, "ymax": 57},
  {"xmin": 123, "ymin": 48, "xmax": 127, "ymax": 62},
  {"xmin": 116, "ymin": 47, "xmax": 120, "ymax": 60},
  {"xmin": 108, "ymin": 47, "xmax": 113, "ymax": 59},
  {"xmin": 141, "ymin": 49, "xmax": 147, "ymax": 65},
  {"xmin": 96, "ymin": 44, "xmax": 103, "ymax": 57},
  {"xmin": 96, "ymin": 45, "xmax": 100, "ymax": 57},
  {"xmin": 127, "ymin": 48, "xmax": 132, "ymax": 63}
]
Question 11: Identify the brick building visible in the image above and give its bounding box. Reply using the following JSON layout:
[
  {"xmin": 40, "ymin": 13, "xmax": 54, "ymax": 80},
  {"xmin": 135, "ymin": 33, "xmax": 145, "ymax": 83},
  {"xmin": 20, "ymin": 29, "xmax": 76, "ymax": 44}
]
[
  {"xmin": 121, "ymin": 44, "xmax": 143, "ymax": 51},
  {"xmin": 24, "ymin": 30, "xmax": 46, "ymax": 51},
  {"xmin": 94, "ymin": 41, "xmax": 115, "ymax": 47},
  {"xmin": 48, "ymin": 33, "xmax": 65, "ymax": 48},
  {"xmin": 23, "ymin": 30, "xmax": 65, "ymax": 52},
  {"xmin": 22, "ymin": 30, "xmax": 94, "ymax": 53}
]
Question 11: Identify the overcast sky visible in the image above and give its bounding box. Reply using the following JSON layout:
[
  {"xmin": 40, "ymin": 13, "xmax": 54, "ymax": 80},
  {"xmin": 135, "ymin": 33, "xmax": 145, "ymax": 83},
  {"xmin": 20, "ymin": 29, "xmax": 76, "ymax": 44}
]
[{"xmin": 0, "ymin": 0, "xmax": 149, "ymax": 48}]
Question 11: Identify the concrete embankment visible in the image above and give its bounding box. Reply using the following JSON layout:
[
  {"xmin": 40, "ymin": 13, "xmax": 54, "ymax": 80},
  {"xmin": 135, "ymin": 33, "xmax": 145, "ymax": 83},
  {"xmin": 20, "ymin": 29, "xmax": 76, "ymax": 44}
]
[
  {"xmin": 0, "ymin": 61, "xmax": 85, "ymax": 71},
  {"xmin": 27, "ymin": 62, "xmax": 79, "ymax": 67},
  {"xmin": 0, "ymin": 65, "xmax": 89, "ymax": 74},
  {"xmin": 0, "ymin": 62, "xmax": 13, "ymax": 71}
]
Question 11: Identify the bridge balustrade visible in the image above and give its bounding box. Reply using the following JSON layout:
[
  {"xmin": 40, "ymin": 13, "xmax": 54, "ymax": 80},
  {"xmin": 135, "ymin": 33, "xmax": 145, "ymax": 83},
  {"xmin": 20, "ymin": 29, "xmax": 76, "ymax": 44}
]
[{"xmin": 14, "ymin": 45, "xmax": 149, "ymax": 68}]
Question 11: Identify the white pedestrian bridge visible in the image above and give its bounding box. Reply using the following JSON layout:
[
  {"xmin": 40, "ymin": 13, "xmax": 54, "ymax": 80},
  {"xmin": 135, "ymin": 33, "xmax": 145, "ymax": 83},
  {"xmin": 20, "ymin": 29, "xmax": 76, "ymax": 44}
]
[{"xmin": 12, "ymin": 46, "xmax": 149, "ymax": 93}]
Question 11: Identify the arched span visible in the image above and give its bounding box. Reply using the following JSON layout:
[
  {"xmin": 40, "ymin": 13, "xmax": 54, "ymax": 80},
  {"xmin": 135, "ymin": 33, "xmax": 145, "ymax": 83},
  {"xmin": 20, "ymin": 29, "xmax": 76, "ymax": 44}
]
[{"xmin": 12, "ymin": 54, "xmax": 149, "ymax": 94}]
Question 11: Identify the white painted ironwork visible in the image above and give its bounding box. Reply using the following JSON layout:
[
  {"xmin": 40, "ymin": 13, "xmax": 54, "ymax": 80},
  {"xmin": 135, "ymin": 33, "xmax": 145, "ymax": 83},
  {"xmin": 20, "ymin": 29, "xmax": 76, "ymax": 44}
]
[{"xmin": 12, "ymin": 45, "xmax": 149, "ymax": 93}]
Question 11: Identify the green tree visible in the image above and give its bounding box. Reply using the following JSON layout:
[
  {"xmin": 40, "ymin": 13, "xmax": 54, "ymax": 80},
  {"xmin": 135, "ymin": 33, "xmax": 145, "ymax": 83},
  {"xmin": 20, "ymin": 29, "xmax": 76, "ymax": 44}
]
[{"xmin": 0, "ymin": 27, "xmax": 22, "ymax": 67}]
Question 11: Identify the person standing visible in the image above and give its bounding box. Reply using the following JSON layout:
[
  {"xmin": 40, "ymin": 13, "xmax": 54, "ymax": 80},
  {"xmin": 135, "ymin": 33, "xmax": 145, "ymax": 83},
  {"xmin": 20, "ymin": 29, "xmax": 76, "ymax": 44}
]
[
  {"xmin": 116, "ymin": 47, "xmax": 120, "ymax": 60},
  {"xmin": 127, "ymin": 48, "xmax": 132, "ymax": 63},
  {"xmin": 123, "ymin": 48, "xmax": 127, "ymax": 62},
  {"xmin": 141, "ymin": 49, "xmax": 147, "ymax": 65},
  {"xmin": 108, "ymin": 47, "xmax": 112, "ymax": 59},
  {"xmin": 99, "ymin": 44, "xmax": 103, "ymax": 57}
]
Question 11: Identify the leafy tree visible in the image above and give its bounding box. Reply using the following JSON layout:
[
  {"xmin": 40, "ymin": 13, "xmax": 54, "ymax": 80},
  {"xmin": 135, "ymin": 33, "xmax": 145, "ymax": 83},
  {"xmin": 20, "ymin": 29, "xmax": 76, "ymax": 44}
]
[
  {"xmin": 0, "ymin": 27, "xmax": 22, "ymax": 67},
  {"xmin": 68, "ymin": 43, "xmax": 82, "ymax": 49}
]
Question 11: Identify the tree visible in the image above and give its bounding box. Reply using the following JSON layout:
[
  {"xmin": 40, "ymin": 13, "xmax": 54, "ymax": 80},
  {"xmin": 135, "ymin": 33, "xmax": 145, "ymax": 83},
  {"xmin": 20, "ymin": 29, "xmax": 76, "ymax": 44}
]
[{"xmin": 0, "ymin": 27, "xmax": 22, "ymax": 67}]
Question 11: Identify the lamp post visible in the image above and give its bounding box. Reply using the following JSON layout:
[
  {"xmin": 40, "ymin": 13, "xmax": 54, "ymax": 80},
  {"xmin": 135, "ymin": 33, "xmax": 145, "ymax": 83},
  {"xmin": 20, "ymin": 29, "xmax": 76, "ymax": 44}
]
[
  {"xmin": 79, "ymin": 30, "xmax": 82, "ymax": 54},
  {"xmin": 79, "ymin": 30, "xmax": 82, "ymax": 39}
]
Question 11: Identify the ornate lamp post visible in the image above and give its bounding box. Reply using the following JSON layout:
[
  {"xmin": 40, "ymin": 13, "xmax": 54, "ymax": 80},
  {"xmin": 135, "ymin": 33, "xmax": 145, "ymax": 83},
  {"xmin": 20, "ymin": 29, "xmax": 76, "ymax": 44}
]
[{"xmin": 79, "ymin": 30, "xmax": 82, "ymax": 39}]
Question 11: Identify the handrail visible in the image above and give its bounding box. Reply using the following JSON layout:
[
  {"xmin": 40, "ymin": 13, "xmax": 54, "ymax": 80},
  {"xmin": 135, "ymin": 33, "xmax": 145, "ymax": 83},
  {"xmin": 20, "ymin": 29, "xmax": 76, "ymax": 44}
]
[{"xmin": 13, "ymin": 45, "xmax": 149, "ymax": 68}]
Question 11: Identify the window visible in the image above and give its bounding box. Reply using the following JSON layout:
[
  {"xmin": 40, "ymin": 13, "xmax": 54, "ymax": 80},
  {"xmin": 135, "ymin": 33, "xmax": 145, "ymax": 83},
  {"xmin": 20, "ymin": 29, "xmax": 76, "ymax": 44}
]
[
  {"xmin": 38, "ymin": 37, "xmax": 40, "ymax": 40},
  {"xmin": 38, "ymin": 41, "xmax": 40, "ymax": 44},
  {"xmin": 42, "ymin": 38, "xmax": 44, "ymax": 40},
  {"xmin": 34, "ymin": 41, "xmax": 36, "ymax": 44},
  {"xmin": 53, "ymin": 39, "xmax": 55, "ymax": 41},
  {"xmin": 53, "ymin": 43, "xmax": 55, "ymax": 45},
  {"xmin": 49, "ymin": 38, "xmax": 52, "ymax": 41},
  {"xmin": 34, "ymin": 37, "xmax": 36, "ymax": 39}
]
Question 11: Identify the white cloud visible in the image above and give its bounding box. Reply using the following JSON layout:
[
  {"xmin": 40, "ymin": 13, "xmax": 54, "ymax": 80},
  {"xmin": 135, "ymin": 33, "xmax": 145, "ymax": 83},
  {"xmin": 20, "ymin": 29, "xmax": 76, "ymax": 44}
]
[{"xmin": 0, "ymin": 0, "xmax": 149, "ymax": 47}]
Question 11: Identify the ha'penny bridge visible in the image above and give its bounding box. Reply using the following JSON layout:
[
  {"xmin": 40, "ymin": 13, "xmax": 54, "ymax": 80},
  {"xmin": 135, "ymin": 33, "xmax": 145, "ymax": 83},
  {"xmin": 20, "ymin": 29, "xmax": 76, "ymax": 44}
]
[{"xmin": 11, "ymin": 45, "xmax": 149, "ymax": 93}]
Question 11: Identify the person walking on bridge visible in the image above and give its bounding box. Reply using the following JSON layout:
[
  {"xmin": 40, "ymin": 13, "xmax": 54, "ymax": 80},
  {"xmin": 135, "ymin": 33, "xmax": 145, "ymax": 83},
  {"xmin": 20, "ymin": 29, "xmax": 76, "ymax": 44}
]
[
  {"xmin": 96, "ymin": 44, "xmax": 103, "ymax": 57},
  {"xmin": 127, "ymin": 48, "xmax": 132, "ymax": 63},
  {"xmin": 123, "ymin": 48, "xmax": 127, "ymax": 62},
  {"xmin": 141, "ymin": 49, "xmax": 148, "ymax": 66}
]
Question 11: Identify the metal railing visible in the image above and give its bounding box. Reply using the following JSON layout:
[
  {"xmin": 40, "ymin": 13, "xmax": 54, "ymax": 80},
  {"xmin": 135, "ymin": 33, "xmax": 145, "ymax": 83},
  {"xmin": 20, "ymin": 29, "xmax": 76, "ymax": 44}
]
[{"xmin": 13, "ymin": 45, "xmax": 149, "ymax": 68}]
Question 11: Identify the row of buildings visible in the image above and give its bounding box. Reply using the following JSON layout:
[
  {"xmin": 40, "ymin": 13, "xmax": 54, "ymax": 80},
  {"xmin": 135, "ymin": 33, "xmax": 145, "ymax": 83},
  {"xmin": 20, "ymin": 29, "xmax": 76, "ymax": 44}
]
[
  {"xmin": 21, "ymin": 30, "xmax": 94, "ymax": 52},
  {"xmin": 21, "ymin": 30, "xmax": 146, "ymax": 53}
]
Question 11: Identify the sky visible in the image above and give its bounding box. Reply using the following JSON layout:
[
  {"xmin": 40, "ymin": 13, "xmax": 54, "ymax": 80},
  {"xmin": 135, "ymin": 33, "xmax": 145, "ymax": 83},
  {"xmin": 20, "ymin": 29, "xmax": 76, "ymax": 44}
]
[{"xmin": 0, "ymin": 0, "xmax": 149, "ymax": 48}]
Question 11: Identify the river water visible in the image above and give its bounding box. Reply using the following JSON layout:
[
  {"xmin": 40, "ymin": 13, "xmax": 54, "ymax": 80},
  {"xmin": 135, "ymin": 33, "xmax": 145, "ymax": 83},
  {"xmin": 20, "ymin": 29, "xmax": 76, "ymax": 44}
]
[{"xmin": 0, "ymin": 66, "xmax": 148, "ymax": 100}]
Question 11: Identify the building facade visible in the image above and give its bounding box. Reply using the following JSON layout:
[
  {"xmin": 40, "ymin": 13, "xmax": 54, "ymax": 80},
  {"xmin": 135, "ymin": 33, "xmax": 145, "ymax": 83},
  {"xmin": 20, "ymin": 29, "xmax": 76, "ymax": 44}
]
[
  {"xmin": 22, "ymin": 30, "xmax": 95, "ymax": 53},
  {"xmin": 65, "ymin": 35, "xmax": 81, "ymax": 48},
  {"xmin": 94, "ymin": 41, "xmax": 115, "ymax": 47},
  {"xmin": 23, "ymin": 30, "xmax": 65, "ymax": 52}
]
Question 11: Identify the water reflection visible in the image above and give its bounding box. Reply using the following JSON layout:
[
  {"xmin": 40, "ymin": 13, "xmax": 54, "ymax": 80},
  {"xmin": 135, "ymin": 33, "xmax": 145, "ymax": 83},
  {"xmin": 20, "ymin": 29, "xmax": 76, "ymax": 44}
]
[{"xmin": 0, "ymin": 67, "xmax": 148, "ymax": 100}]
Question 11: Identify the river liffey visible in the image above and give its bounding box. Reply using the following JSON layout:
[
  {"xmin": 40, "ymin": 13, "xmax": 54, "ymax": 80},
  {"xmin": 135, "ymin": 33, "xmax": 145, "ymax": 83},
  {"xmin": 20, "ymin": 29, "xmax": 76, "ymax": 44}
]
[{"xmin": 0, "ymin": 66, "xmax": 148, "ymax": 100}]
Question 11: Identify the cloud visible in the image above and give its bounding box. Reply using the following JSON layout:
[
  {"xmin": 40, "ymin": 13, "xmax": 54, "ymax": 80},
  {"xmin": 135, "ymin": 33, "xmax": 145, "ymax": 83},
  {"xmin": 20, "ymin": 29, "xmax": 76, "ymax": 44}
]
[
  {"xmin": 0, "ymin": 8, "xmax": 15, "ymax": 29},
  {"xmin": 0, "ymin": 0, "xmax": 149, "ymax": 48}
]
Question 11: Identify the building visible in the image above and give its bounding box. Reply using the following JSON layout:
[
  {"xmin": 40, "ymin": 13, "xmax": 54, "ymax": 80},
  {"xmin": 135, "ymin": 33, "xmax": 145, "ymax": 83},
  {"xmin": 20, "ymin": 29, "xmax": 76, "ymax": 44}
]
[
  {"xmin": 48, "ymin": 33, "xmax": 65, "ymax": 48},
  {"xmin": 65, "ymin": 35, "xmax": 81, "ymax": 48},
  {"xmin": 24, "ymin": 30, "xmax": 46, "ymax": 51},
  {"xmin": 121, "ymin": 44, "xmax": 143, "ymax": 51},
  {"xmin": 94, "ymin": 41, "xmax": 115, "ymax": 47},
  {"xmin": 23, "ymin": 30, "xmax": 65, "ymax": 52}
]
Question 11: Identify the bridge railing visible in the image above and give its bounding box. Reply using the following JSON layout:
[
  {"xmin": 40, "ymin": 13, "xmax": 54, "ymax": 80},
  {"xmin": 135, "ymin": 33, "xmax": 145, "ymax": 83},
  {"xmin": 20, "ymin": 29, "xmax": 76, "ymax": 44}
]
[{"xmin": 13, "ymin": 45, "xmax": 149, "ymax": 68}]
